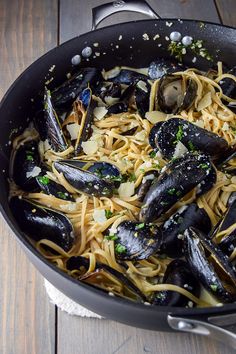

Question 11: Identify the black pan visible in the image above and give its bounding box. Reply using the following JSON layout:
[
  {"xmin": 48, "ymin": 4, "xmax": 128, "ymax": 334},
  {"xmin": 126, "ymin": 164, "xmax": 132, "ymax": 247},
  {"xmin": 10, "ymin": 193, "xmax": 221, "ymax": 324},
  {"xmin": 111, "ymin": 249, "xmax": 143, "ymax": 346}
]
[{"xmin": 1, "ymin": 0, "xmax": 236, "ymax": 347}]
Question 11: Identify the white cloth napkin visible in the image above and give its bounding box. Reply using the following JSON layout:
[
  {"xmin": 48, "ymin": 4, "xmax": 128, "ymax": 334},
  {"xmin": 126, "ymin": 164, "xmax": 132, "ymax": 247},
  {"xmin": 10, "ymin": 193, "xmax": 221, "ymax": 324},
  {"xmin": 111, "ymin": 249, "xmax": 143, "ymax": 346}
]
[{"xmin": 44, "ymin": 279, "xmax": 102, "ymax": 318}]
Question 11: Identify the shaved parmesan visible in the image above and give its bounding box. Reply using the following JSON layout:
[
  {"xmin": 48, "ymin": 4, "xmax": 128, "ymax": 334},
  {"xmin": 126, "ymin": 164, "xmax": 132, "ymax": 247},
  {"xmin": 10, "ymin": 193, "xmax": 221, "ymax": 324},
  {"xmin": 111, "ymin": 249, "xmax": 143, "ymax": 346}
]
[
  {"xmin": 118, "ymin": 182, "xmax": 135, "ymax": 198},
  {"xmin": 194, "ymin": 120, "xmax": 204, "ymax": 128},
  {"xmin": 197, "ymin": 92, "xmax": 212, "ymax": 111},
  {"xmin": 26, "ymin": 166, "xmax": 41, "ymax": 178},
  {"xmin": 104, "ymin": 96, "xmax": 119, "ymax": 105},
  {"xmin": 66, "ymin": 123, "xmax": 80, "ymax": 140},
  {"xmin": 102, "ymin": 66, "xmax": 121, "ymax": 80},
  {"xmin": 173, "ymin": 141, "xmax": 188, "ymax": 159},
  {"xmin": 93, "ymin": 209, "xmax": 107, "ymax": 224},
  {"xmin": 135, "ymin": 130, "xmax": 147, "ymax": 141},
  {"xmin": 222, "ymin": 122, "xmax": 229, "ymax": 131},
  {"xmin": 145, "ymin": 111, "xmax": 167, "ymax": 124},
  {"xmin": 93, "ymin": 106, "xmax": 108, "ymax": 120},
  {"xmin": 81, "ymin": 140, "xmax": 98, "ymax": 155},
  {"xmin": 137, "ymin": 80, "xmax": 148, "ymax": 92}
]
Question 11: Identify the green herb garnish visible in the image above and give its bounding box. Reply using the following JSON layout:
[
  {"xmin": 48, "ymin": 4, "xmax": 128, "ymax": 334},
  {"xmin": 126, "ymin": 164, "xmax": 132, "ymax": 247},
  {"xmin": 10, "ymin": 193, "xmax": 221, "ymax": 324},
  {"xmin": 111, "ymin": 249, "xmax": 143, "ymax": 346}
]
[
  {"xmin": 176, "ymin": 190, "xmax": 182, "ymax": 197},
  {"xmin": 188, "ymin": 141, "xmax": 196, "ymax": 152},
  {"xmin": 104, "ymin": 234, "xmax": 118, "ymax": 241},
  {"xmin": 128, "ymin": 173, "xmax": 136, "ymax": 182},
  {"xmin": 175, "ymin": 125, "xmax": 184, "ymax": 143},
  {"xmin": 160, "ymin": 201, "xmax": 169, "ymax": 206},
  {"xmin": 37, "ymin": 176, "xmax": 50, "ymax": 185},
  {"xmin": 26, "ymin": 155, "xmax": 34, "ymax": 161},
  {"xmin": 210, "ymin": 284, "xmax": 218, "ymax": 292},
  {"xmin": 57, "ymin": 191, "xmax": 67, "ymax": 200},
  {"xmin": 149, "ymin": 151, "xmax": 156, "ymax": 158},
  {"xmin": 135, "ymin": 223, "xmax": 145, "ymax": 230},
  {"xmin": 115, "ymin": 243, "xmax": 127, "ymax": 254},
  {"xmin": 105, "ymin": 210, "xmax": 113, "ymax": 219},
  {"xmin": 140, "ymin": 168, "xmax": 145, "ymax": 173},
  {"xmin": 199, "ymin": 163, "xmax": 209, "ymax": 169},
  {"xmin": 167, "ymin": 188, "xmax": 176, "ymax": 195}
]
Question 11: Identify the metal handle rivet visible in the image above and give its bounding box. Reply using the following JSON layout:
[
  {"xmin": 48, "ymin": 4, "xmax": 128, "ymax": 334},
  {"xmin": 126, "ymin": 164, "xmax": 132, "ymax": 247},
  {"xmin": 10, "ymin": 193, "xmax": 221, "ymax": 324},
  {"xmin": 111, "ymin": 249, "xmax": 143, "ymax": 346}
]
[{"xmin": 177, "ymin": 321, "xmax": 195, "ymax": 330}]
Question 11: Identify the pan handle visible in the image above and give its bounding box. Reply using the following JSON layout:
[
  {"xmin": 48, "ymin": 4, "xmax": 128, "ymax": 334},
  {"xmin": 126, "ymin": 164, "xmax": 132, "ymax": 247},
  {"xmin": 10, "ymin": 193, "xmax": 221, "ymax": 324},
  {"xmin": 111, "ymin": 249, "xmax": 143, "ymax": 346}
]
[
  {"xmin": 168, "ymin": 313, "xmax": 236, "ymax": 349},
  {"xmin": 91, "ymin": 0, "xmax": 161, "ymax": 30}
]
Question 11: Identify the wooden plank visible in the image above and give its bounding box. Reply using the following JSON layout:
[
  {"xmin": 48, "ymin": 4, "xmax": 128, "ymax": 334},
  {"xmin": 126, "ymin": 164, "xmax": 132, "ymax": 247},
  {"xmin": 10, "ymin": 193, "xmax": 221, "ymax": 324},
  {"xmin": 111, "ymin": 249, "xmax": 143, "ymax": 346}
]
[
  {"xmin": 215, "ymin": 0, "xmax": 236, "ymax": 27},
  {"xmin": 57, "ymin": 2, "xmax": 235, "ymax": 354},
  {"xmin": 0, "ymin": 0, "xmax": 58, "ymax": 353},
  {"xmin": 59, "ymin": 0, "xmax": 220, "ymax": 43},
  {"xmin": 57, "ymin": 315, "xmax": 236, "ymax": 354}
]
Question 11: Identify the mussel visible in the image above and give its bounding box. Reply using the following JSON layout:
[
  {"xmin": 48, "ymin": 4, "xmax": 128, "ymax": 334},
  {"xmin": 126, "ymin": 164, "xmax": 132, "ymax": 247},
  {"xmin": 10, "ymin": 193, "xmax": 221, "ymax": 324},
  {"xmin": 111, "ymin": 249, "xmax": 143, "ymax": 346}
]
[
  {"xmin": 212, "ymin": 199, "xmax": 236, "ymax": 256},
  {"xmin": 160, "ymin": 203, "xmax": 212, "ymax": 258},
  {"xmin": 219, "ymin": 66, "xmax": 236, "ymax": 100},
  {"xmin": 184, "ymin": 227, "xmax": 236, "ymax": 303},
  {"xmin": 51, "ymin": 67, "xmax": 101, "ymax": 110},
  {"xmin": 66, "ymin": 256, "xmax": 147, "ymax": 302},
  {"xmin": 108, "ymin": 220, "xmax": 162, "ymax": 260},
  {"xmin": 153, "ymin": 118, "xmax": 229, "ymax": 161},
  {"xmin": 107, "ymin": 83, "xmax": 136, "ymax": 115},
  {"xmin": 53, "ymin": 160, "xmax": 121, "ymax": 197},
  {"xmin": 43, "ymin": 89, "xmax": 68, "ymax": 152},
  {"xmin": 74, "ymin": 87, "xmax": 96, "ymax": 154},
  {"xmin": 10, "ymin": 197, "xmax": 75, "ymax": 251},
  {"xmin": 140, "ymin": 152, "xmax": 216, "ymax": 223},
  {"xmin": 157, "ymin": 75, "xmax": 197, "ymax": 114},
  {"xmin": 11, "ymin": 139, "xmax": 41, "ymax": 191},
  {"xmin": 149, "ymin": 122, "xmax": 164, "ymax": 149},
  {"xmin": 152, "ymin": 259, "xmax": 199, "ymax": 307},
  {"xmin": 148, "ymin": 59, "xmax": 185, "ymax": 80},
  {"xmin": 110, "ymin": 69, "xmax": 148, "ymax": 85},
  {"xmin": 134, "ymin": 80, "xmax": 151, "ymax": 119},
  {"xmin": 137, "ymin": 170, "xmax": 159, "ymax": 202},
  {"xmin": 95, "ymin": 82, "xmax": 121, "ymax": 102},
  {"xmin": 36, "ymin": 175, "xmax": 74, "ymax": 201}
]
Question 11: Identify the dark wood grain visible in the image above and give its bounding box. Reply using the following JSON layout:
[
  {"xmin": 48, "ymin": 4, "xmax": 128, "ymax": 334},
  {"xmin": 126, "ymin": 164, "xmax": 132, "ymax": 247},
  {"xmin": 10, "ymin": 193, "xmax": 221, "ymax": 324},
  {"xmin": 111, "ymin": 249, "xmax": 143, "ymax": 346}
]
[
  {"xmin": 58, "ymin": 2, "xmax": 234, "ymax": 354},
  {"xmin": 59, "ymin": 0, "xmax": 220, "ymax": 43},
  {"xmin": 215, "ymin": 0, "xmax": 236, "ymax": 27},
  {"xmin": 0, "ymin": 1, "xmax": 58, "ymax": 353}
]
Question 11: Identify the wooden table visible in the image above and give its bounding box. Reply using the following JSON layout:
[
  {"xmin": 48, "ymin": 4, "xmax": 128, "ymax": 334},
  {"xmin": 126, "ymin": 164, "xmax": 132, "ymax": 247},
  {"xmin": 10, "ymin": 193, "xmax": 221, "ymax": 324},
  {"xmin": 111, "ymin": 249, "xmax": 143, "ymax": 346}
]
[{"xmin": 0, "ymin": 1, "xmax": 235, "ymax": 353}]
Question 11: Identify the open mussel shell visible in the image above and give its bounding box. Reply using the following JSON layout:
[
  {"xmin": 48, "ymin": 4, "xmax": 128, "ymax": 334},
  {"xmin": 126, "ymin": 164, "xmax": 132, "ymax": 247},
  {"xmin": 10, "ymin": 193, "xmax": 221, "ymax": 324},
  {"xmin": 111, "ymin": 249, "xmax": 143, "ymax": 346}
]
[
  {"xmin": 137, "ymin": 170, "xmax": 159, "ymax": 202},
  {"xmin": 140, "ymin": 152, "xmax": 216, "ymax": 223},
  {"xmin": 51, "ymin": 67, "xmax": 101, "ymax": 110},
  {"xmin": 74, "ymin": 87, "xmax": 96, "ymax": 155},
  {"xmin": 219, "ymin": 66, "xmax": 236, "ymax": 100},
  {"xmin": 160, "ymin": 203, "xmax": 212, "ymax": 258},
  {"xmin": 53, "ymin": 160, "xmax": 119, "ymax": 197},
  {"xmin": 10, "ymin": 197, "xmax": 75, "ymax": 252},
  {"xmin": 110, "ymin": 69, "xmax": 148, "ymax": 85},
  {"xmin": 110, "ymin": 220, "xmax": 162, "ymax": 261},
  {"xmin": 152, "ymin": 259, "xmax": 199, "ymax": 307},
  {"xmin": 156, "ymin": 75, "xmax": 197, "ymax": 114},
  {"xmin": 184, "ymin": 227, "xmax": 236, "ymax": 303},
  {"xmin": 212, "ymin": 200, "xmax": 236, "ymax": 256},
  {"xmin": 148, "ymin": 59, "xmax": 185, "ymax": 80},
  {"xmin": 36, "ymin": 175, "xmax": 75, "ymax": 201},
  {"xmin": 66, "ymin": 256, "xmax": 147, "ymax": 302},
  {"xmin": 154, "ymin": 118, "xmax": 229, "ymax": 161},
  {"xmin": 43, "ymin": 89, "xmax": 68, "ymax": 152},
  {"xmin": 95, "ymin": 82, "xmax": 121, "ymax": 101},
  {"xmin": 11, "ymin": 140, "xmax": 41, "ymax": 192},
  {"xmin": 107, "ymin": 83, "xmax": 136, "ymax": 115},
  {"xmin": 149, "ymin": 121, "xmax": 164, "ymax": 149}
]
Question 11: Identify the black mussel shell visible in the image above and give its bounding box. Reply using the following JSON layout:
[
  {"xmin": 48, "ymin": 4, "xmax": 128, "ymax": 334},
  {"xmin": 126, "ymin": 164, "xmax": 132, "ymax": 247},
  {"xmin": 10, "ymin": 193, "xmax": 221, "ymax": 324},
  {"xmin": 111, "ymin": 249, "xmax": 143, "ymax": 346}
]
[
  {"xmin": 74, "ymin": 87, "xmax": 96, "ymax": 155},
  {"xmin": 137, "ymin": 170, "xmax": 159, "ymax": 202},
  {"xmin": 66, "ymin": 256, "xmax": 147, "ymax": 302},
  {"xmin": 140, "ymin": 153, "xmax": 216, "ymax": 223},
  {"xmin": 43, "ymin": 89, "xmax": 68, "ymax": 152},
  {"xmin": 51, "ymin": 67, "xmax": 101, "ymax": 110},
  {"xmin": 110, "ymin": 220, "xmax": 162, "ymax": 261},
  {"xmin": 212, "ymin": 200, "xmax": 236, "ymax": 256},
  {"xmin": 152, "ymin": 259, "xmax": 199, "ymax": 307},
  {"xmin": 149, "ymin": 122, "xmax": 164, "ymax": 149},
  {"xmin": 10, "ymin": 197, "xmax": 75, "ymax": 252},
  {"xmin": 107, "ymin": 83, "xmax": 136, "ymax": 115},
  {"xmin": 216, "ymin": 145, "xmax": 236, "ymax": 171},
  {"xmin": 228, "ymin": 192, "xmax": 236, "ymax": 207},
  {"xmin": 148, "ymin": 59, "xmax": 185, "ymax": 80},
  {"xmin": 53, "ymin": 160, "xmax": 117, "ymax": 197},
  {"xmin": 157, "ymin": 75, "xmax": 197, "ymax": 114},
  {"xmin": 96, "ymin": 82, "xmax": 121, "ymax": 101},
  {"xmin": 11, "ymin": 140, "xmax": 41, "ymax": 192},
  {"xmin": 155, "ymin": 118, "xmax": 229, "ymax": 161},
  {"xmin": 219, "ymin": 66, "xmax": 236, "ymax": 100},
  {"xmin": 36, "ymin": 175, "xmax": 74, "ymax": 201},
  {"xmin": 135, "ymin": 80, "xmax": 151, "ymax": 119},
  {"xmin": 110, "ymin": 69, "xmax": 148, "ymax": 85},
  {"xmin": 184, "ymin": 227, "xmax": 236, "ymax": 303},
  {"xmin": 160, "ymin": 203, "xmax": 212, "ymax": 258}
]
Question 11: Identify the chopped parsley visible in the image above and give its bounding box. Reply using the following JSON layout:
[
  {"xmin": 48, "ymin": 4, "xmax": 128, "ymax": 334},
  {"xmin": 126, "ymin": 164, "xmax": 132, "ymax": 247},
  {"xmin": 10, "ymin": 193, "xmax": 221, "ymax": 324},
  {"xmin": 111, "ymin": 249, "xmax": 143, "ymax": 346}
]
[
  {"xmin": 37, "ymin": 176, "xmax": 50, "ymax": 185},
  {"xmin": 26, "ymin": 154, "xmax": 34, "ymax": 161},
  {"xmin": 149, "ymin": 151, "xmax": 156, "ymax": 158},
  {"xmin": 175, "ymin": 125, "xmax": 184, "ymax": 142},
  {"xmin": 210, "ymin": 284, "xmax": 218, "ymax": 292},
  {"xmin": 168, "ymin": 39, "xmax": 213, "ymax": 62},
  {"xmin": 57, "ymin": 191, "xmax": 67, "ymax": 200},
  {"xmin": 109, "ymin": 175, "xmax": 124, "ymax": 182},
  {"xmin": 102, "ymin": 187, "xmax": 110, "ymax": 195},
  {"xmin": 188, "ymin": 141, "xmax": 196, "ymax": 152},
  {"xmin": 176, "ymin": 190, "xmax": 182, "ymax": 197},
  {"xmin": 199, "ymin": 163, "xmax": 209, "ymax": 169},
  {"xmin": 105, "ymin": 210, "xmax": 113, "ymax": 219},
  {"xmin": 167, "ymin": 188, "xmax": 176, "ymax": 195},
  {"xmin": 115, "ymin": 243, "xmax": 126, "ymax": 254},
  {"xmin": 160, "ymin": 201, "xmax": 169, "ymax": 206},
  {"xmin": 135, "ymin": 223, "xmax": 145, "ymax": 230},
  {"xmin": 156, "ymin": 292, "xmax": 165, "ymax": 299},
  {"xmin": 140, "ymin": 168, "xmax": 145, "ymax": 173},
  {"xmin": 128, "ymin": 173, "xmax": 136, "ymax": 182},
  {"xmin": 104, "ymin": 234, "xmax": 118, "ymax": 241}
]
